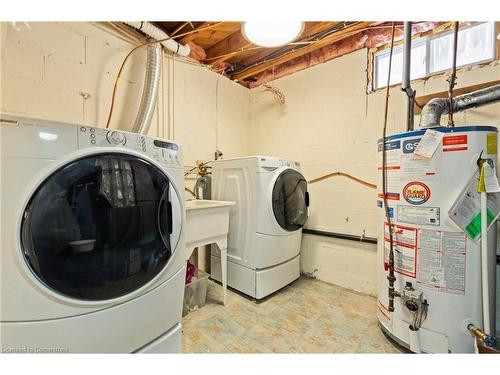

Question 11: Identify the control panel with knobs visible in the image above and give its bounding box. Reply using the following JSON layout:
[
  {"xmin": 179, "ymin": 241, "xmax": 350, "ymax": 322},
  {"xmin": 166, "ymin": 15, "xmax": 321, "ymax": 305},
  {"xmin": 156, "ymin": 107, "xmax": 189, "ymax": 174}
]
[
  {"xmin": 107, "ymin": 131, "xmax": 126, "ymax": 145},
  {"xmin": 77, "ymin": 125, "xmax": 182, "ymax": 167}
]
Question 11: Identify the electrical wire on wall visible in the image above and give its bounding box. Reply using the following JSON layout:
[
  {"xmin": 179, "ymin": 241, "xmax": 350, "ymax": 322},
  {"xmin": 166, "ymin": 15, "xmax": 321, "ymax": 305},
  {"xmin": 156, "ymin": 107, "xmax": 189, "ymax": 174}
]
[
  {"xmin": 257, "ymin": 66, "xmax": 286, "ymax": 105},
  {"xmin": 215, "ymin": 70, "xmax": 222, "ymax": 150},
  {"xmin": 381, "ymin": 21, "xmax": 399, "ymax": 312},
  {"xmin": 104, "ymin": 22, "xmax": 223, "ymax": 129}
]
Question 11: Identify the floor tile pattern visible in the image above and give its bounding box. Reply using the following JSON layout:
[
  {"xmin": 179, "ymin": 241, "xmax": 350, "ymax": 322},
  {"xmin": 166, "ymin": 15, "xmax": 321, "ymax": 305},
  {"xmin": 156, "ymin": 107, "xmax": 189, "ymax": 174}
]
[{"xmin": 182, "ymin": 277, "xmax": 402, "ymax": 353}]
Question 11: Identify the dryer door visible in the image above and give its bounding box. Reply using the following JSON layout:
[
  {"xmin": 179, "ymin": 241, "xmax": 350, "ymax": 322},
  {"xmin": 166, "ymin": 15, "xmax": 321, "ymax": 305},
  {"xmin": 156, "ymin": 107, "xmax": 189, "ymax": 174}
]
[
  {"xmin": 20, "ymin": 152, "xmax": 182, "ymax": 301},
  {"xmin": 271, "ymin": 169, "xmax": 309, "ymax": 232}
]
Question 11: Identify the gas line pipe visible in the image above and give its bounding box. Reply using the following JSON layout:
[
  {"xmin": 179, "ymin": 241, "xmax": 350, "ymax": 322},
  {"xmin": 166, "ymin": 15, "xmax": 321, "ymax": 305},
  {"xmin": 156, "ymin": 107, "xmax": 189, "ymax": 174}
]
[{"xmin": 467, "ymin": 323, "xmax": 497, "ymax": 348}]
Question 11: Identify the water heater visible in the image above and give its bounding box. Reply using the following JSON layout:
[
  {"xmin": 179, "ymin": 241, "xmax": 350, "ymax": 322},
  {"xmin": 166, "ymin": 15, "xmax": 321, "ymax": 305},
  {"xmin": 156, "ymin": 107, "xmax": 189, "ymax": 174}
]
[{"xmin": 376, "ymin": 125, "xmax": 498, "ymax": 353}]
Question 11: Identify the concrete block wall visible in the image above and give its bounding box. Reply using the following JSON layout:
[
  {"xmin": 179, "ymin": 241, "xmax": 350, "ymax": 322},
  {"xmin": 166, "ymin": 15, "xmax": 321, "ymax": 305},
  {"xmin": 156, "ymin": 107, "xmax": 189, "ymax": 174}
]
[
  {"xmin": 248, "ymin": 48, "xmax": 500, "ymax": 296},
  {"xmin": 1, "ymin": 22, "xmax": 499, "ymax": 300},
  {"xmin": 0, "ymin": 22, "xmax": 250, "ymax": 273},
  {"xmin": 1, "ymin": 22, "xmax": 154, "ymax": 134},
  {"xmin": 0, "ymin": 22, "xmax": 250, "ymax": 166}
]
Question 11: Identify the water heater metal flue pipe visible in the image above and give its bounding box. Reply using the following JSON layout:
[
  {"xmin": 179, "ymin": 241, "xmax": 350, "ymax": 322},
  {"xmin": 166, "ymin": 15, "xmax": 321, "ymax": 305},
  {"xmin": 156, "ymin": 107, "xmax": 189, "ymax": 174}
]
[
  {"xmin": 402, "ymin": 21, "xmax": 415, "ymax": 131},
  {"xmin": 420, "ymin": 84, "xmax": 500, "ymax": 128},
  {"xmin": 132, "ymin": 43, "xmax": 162, "ymax": 135}
]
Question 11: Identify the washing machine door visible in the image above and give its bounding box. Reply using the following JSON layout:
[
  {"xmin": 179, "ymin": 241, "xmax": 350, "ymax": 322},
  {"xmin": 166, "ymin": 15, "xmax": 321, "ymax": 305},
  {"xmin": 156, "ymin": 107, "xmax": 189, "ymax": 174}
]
[
  {"xmin": 271, "ymin": 169, "xmax": 309, "ymax": 232},
  {"xmin": 20, "ymin": 152, "xmax": 182, "ymax": 301}
]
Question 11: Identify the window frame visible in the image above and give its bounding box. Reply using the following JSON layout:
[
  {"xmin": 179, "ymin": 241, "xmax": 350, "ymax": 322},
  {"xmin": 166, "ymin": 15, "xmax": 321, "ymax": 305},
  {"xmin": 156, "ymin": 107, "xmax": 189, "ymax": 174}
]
[{"xmin": 371, "ymin": 22, "xmax": 498, "ymax": 92}]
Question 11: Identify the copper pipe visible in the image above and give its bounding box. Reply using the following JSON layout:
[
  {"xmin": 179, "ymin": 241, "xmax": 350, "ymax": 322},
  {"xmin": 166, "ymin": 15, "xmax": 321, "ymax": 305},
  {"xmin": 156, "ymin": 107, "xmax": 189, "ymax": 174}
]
[
  {"xmin": 308, "ymin": 171, "xmax": 376, "ymax": 189},
  {"xmin": 467, "ymin": 324, "xmax": 497, "ymax": 348},
  {"xmin": 185, "ymin": 187, "xmax": 196, "ymax": 197},
  {"xmin": 382, "ymin": 22, "xmax": 398, "ymax": 312}
]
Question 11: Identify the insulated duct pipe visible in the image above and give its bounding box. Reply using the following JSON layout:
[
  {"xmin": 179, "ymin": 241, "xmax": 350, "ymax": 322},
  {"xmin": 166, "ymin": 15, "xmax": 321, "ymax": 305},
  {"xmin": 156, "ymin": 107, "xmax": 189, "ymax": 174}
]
[
  {"xmin": 123, "ymin": 22, "xmax": 191, "ymax": 57},
  {"xmin": 420, "ymin": 84, "xmax": 500, "ymax": 128},
  {"xmin": 402, "ymin": 21, "xmax": 415, "ymax": 131},
  {"xmin": 131, "ymin": 43, "xmax": 162, "ymax": 134}
]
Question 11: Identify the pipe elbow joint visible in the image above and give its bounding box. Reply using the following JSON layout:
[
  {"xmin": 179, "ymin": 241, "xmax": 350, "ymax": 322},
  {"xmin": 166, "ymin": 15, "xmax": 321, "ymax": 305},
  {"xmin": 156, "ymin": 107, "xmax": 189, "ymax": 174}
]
[{"xmin": 420, "ymin": 98, "xmax": 448, "ymax": 128}]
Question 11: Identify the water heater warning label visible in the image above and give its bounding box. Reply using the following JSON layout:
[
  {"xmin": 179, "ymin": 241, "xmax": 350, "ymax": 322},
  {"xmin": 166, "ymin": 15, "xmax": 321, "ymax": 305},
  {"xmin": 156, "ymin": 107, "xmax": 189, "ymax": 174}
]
[
  {"xmin": 384, "ymin": 223, "xmax": 417, "ymax": 278},
  {"xmin": 397, "ymin": 205, "xmax": 440, "ymax": 226},
  {"xmin": 416, "ymin": 230, "xmax": 466, "ymax": 294},
  {"xmin": 442, "ymin": 134, "xmax": 468, "ymax": 152}
]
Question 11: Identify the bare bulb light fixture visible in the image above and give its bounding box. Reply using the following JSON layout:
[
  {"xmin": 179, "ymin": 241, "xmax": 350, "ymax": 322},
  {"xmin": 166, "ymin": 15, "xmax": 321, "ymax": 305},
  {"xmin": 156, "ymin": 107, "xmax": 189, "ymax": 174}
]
[{"xmin": 242, "ymin": 21, "xmax": 304, "ymax": 47}]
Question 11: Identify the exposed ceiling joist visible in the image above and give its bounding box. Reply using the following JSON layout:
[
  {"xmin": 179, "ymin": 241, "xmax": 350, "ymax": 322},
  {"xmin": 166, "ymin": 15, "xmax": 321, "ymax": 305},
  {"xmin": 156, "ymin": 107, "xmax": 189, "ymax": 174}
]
[
  {"xmin": 153, "ymin": 21, "xmax": 446, "ymax": 87},
  {"xmin": 178, "ymin": 22, "xmax": 234, "ymax": 45},
  {"xmin": 230, "ymin": 22, "xmax": 339, "ymax": 67},
  {"xmin": 204, "ymin": 29, "xmax": 251, "ymax": 66},
  {"xmin": 231, "ymin": 22, "xmax": 375, "ymax": 82}
]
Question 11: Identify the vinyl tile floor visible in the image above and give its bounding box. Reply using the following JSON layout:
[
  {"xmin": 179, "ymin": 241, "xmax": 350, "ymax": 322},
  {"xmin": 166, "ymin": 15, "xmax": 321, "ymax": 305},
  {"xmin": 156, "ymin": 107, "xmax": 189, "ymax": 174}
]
[{"xmin": 181, "ymin": 276, "xmax": 403, "ymax": 353}]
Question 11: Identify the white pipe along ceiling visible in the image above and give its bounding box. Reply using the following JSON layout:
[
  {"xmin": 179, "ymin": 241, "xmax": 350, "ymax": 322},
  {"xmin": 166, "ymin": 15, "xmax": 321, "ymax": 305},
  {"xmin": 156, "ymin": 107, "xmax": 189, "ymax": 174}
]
[{"xmin": 123, "ymin": 22, "xmax": 191, "ymax": 56}]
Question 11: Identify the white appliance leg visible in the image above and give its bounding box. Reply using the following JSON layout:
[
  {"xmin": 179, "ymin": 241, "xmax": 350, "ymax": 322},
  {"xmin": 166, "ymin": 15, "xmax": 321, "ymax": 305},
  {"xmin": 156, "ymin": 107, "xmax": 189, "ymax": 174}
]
[
  {"xmin": 220, "ymin": 247, "xmax": 227, "ymax": 305},
  {"xmin": 215, "ymin": 239, "xmax": 228, "ymax": 306}
]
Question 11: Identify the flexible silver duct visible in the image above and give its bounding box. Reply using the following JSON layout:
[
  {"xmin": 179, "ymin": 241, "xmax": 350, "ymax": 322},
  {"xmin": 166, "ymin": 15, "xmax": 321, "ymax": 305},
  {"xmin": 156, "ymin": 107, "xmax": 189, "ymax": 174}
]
[
  {"xmin": 131, "ymin": 43, "xmax": 162, "ymax": 135},
  {"xmin": 420, "ymin": 84, "xmax": 500, "ymax": 128}
]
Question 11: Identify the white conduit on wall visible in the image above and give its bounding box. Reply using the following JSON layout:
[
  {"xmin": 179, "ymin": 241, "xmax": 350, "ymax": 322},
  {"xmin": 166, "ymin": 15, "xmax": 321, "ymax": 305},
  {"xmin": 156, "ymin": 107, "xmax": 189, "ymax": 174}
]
[{"xmin": 123, "ymin": 22, "xmax": 191, "ymax": 57}]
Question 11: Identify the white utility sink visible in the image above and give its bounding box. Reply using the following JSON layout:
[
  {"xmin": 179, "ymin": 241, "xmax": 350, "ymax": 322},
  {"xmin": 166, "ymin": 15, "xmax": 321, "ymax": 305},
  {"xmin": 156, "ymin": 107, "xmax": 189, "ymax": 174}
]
[
  {"xmin": 184, "ymin": 199, "xmax": 235, "ymax": 305},
  {"xmin": 186, "ymin": 199, "xmax": 235, "ymax": 210}
]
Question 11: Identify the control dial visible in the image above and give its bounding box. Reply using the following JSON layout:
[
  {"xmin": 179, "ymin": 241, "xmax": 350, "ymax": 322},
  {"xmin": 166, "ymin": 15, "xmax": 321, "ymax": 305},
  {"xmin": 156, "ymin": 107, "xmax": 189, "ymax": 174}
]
[{"xmin": 107, "ymin": 131, "xmax": 126, "ymax": 145}]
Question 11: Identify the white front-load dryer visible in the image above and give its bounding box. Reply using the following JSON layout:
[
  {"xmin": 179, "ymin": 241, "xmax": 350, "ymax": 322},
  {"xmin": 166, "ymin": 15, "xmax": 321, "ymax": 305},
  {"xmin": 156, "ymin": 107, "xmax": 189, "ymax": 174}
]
[
  {"xmin": 210, "ymin": 156, "xmax": 309, "ymax": 299},
  {"xmin": 0, "ymin": 115, "xmax": 186, "ymax": 353}
]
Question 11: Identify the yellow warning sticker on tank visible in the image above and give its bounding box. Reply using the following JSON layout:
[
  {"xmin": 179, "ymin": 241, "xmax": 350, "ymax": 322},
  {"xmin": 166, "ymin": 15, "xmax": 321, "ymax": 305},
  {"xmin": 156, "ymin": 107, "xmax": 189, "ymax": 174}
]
[{"xmin": 487, "ymin": 133, "xmax": 497, "ymax": 154}]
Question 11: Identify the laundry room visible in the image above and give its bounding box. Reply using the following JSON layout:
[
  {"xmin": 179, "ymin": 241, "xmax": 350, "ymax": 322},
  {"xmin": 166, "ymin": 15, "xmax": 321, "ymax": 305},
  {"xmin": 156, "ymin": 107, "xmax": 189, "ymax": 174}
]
[{"xmin": 1, "ymin": 0, "xmax": 500, "ymax": 372}]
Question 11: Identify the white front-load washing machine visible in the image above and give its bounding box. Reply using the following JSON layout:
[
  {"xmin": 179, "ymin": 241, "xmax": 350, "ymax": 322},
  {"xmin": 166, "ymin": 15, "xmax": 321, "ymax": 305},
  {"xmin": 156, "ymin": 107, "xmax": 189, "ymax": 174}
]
[
  {"xmin": 210, "ymin": 156, "xmax": 309, "ymax": 299},
  {"xmin": 0, "ymin": 115, "xmax": 186, "ymax": 353}
]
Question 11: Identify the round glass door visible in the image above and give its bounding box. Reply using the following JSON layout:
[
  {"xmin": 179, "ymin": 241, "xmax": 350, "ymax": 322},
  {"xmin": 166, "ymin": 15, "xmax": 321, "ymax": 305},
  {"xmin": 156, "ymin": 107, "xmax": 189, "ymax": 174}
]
[
  {"xmin": 271, "ymin": 169, "xmax": 309, "ymax": 231},
  {"xmin": 21, "ymin": 153, "xmax": 178, "ymax": 301}
]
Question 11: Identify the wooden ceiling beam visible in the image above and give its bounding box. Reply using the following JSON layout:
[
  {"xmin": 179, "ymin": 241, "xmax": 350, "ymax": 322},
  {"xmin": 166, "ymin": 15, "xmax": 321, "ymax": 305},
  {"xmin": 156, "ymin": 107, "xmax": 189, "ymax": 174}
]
[
  {"xmin": 179, "ymin": 22, "xmax": 219, "ymax": 44},
  {"xmin": 231, "ymin": 22, "xmax": 376, "ymax": 82},
  {"xmin": 204, "ymin": 28, "xmax": 249, "ymax": 65},
  {"xmin": 230, "ymin": 22, "xmax": 339, "ymax": 66},
  {"xmin": 206, "ymin": 22, "xmax": 340, "ymax": 67}
]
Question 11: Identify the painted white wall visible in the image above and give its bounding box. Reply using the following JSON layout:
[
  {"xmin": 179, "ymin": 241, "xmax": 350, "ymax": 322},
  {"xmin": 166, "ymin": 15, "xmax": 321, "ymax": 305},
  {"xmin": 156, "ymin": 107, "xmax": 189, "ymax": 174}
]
[
  {"xmin": 1, "ymin": 22, "xmax": 498, "ymax": 305},
  {"xmin": 0, "ymin": 21, "xmax": 250, "ymax": 273},
  {"xmin": 248, "ymin": 48, "xmax": 500, "ymax": 296},
  {"xmin": 0, "ymin": 22, "xmax": 249, "ymax": 170}
]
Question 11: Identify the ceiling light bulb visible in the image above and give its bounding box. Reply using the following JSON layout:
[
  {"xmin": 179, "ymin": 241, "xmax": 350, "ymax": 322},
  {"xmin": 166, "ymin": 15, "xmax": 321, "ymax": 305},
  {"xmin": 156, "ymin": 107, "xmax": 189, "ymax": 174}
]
[{"xmin": 242, "ymin": 21, "xmax": 304, "ymax": 48}]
